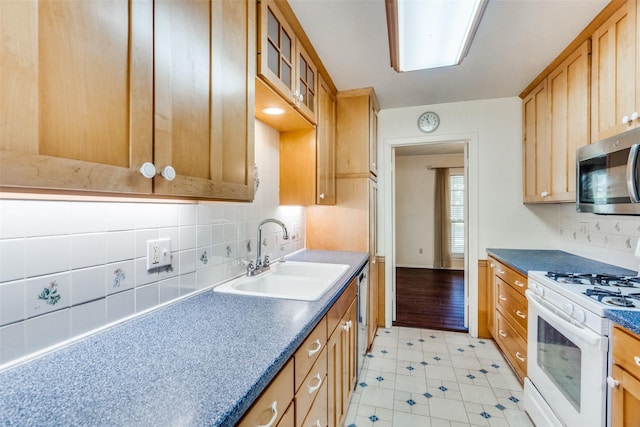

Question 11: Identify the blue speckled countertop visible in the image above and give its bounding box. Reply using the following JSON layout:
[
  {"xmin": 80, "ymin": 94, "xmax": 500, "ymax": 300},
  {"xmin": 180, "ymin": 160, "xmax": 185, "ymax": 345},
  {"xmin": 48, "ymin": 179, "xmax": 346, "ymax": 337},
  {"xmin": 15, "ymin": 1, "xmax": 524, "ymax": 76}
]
[
  {"xmin": 488, "ymin": 248, "xmax": 640, "ymax": 338},
  {"xmin": 0, "ymin": 250, "xmax": 369, "ymax": 426},
  {"xmin": 487, "ymin": 248, "xmax": 636, "ymax": 276}
]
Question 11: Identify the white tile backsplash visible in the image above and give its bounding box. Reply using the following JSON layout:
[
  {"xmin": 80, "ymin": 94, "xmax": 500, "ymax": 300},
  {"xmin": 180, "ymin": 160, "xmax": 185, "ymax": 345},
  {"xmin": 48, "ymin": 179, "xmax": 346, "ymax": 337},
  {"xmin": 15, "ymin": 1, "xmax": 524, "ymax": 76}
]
[{"xmin": 0, "ymin": 120, "xmax": 306, "ymax": 369}]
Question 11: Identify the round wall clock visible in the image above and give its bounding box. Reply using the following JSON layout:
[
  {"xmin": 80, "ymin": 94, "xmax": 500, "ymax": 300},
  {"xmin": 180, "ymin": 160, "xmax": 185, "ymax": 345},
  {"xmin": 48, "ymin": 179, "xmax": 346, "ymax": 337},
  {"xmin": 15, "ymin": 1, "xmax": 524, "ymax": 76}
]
[{"xmin": 417, "ymin": 111, "xmax": 440, "ymax": 133}]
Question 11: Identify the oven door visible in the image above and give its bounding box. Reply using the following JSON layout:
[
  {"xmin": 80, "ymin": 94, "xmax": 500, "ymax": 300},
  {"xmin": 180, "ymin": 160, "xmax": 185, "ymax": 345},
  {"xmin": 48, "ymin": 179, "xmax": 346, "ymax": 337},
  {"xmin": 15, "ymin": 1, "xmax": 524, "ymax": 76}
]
[{"xmin": 525, "ymin": 290, "xmax": 608, "ymax": 426}]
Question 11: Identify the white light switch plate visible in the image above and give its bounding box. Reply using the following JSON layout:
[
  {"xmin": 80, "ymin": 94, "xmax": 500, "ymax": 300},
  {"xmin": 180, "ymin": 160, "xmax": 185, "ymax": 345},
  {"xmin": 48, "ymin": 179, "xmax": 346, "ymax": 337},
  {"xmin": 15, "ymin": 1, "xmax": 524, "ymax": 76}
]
[{"xmin": 147, "ymin": 238, "xmax": 171, "ymax": 270}]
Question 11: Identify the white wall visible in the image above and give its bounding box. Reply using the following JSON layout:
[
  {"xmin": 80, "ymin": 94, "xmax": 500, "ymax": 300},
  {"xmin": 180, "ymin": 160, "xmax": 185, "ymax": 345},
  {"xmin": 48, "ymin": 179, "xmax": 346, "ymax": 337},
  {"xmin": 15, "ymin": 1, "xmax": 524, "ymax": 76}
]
[
  {"xmin": 0, "ymin": 120, "xmax": 306, "ymax": 369},
  {"xmin": 395, "ymin": 154, "xmax": 464, "ymax": 268},
  {"xmin": 378, "ymin": 97, "xmax": 559, "ymax": 335}
]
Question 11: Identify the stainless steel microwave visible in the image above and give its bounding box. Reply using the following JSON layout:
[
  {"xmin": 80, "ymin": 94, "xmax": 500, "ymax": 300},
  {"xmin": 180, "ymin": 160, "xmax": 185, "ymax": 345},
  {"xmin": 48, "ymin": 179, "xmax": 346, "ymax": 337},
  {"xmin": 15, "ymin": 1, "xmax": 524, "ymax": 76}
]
[{"xmin": 577, "ymin": 127, "xmax": 640, "ymax": 215}]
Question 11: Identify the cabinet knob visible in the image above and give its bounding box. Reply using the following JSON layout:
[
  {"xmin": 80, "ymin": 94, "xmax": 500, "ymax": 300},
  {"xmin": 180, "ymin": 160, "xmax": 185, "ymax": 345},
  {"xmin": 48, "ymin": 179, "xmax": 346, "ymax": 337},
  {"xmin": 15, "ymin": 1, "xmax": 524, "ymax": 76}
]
[
  {"xmin": 139, "ymin": 162, "xmax": 157, "ymax": 179},
  {"xmin": 541, "ymin": 191, "xmax": 550, "ymax": 197},
  {"xmin": 257, "ymin": 401, "xmax": 278, "ymax": 427},
  {"xmin": 622, "ymin": 112, "xmax": 638, "ymax": 124},
  {"xmin": 319, "ymin": 193, "xmax": 325, "ymax": 199},
  {"xmin": 607, "ymin": 376, "xmax": 620, "ymax": 389},
  {"xmin": 160, "ymin": 166, "xmax": 176, "ymax": 181},
  {"xmin": 632, "ymin": 112, "xmax": 639, "ymax": 121}
]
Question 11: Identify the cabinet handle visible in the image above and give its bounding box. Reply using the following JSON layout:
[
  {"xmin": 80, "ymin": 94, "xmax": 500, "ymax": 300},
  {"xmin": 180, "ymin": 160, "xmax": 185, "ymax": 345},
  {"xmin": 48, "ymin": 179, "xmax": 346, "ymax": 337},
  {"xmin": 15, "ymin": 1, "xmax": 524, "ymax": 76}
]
[
  {"xmin": 139, "ymin": 162, "xmax": 157, "ymax": 179},
  {"xmin": 499, "ymin": 330, "xmax": 507, "ymax": 338},
  {"xmin": 499, "ymin": 295, "xmax": 507, "ymax": 302},
  {"xmin": 160, "ymin": 165, "xmax": 176, "ymax": 181},
  {"xmin": 498, "ymin": 269, "xmax": 505, "ymax": 275},
  {"xmin": 632, "ymin": 112, "xmax": 639, "ymax": 121},
  {"xmin": 516, "ymin": 310, "xmax": 526, "ymax": 319},
  {"xmin": 308, "ymin": 339, "xmax": 322, "ymax": 357},
  {"xmin": 342, "ymin": 320, "xmax": 353, "ymax": 331},
  {"xmin": 541, "ymin": 191, "xmax": 550, "ymax": 197},
  {"xmin": 607, "ymin": 376, "xmax": 620, "ymax": 389},
  {"xmin": 319, "ymin": 193, "xmax": 325, "ymax": 199},
  {"xmin": 514, "ymin": 280, "xmax": 524, "ymax": 288},
  {"xmin": 372, "ymin": 162, "xmax": 376, "ymax": 169},
  {"xmin": 634, "ymin": 356, "xmax": 640, "ymax": 367},
  {"xmin": 311, "ymin": 420, "xmax": 321, "ymax": 427},
  {"xmin": 257, "ymin": 401, "xmax": 278, "ymax": 427},
  {"xmin": 308, "ymin": 373, "xmax": 323, "ymax": 395},
  {"xmin": 515, "ymin": 352, "xmax": 526, "ymax": 362}
]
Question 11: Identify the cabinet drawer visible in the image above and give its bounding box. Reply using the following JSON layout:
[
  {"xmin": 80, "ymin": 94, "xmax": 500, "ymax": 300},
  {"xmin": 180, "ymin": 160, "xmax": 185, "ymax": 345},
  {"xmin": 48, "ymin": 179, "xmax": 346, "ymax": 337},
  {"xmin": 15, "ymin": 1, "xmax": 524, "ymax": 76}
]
[
  {"xmin": 237, "ymin": 359, "xmax": 294, "ymax": 427},
  {"xmin": 295, "ymin": 317, "xmax": 327, "ymax": 391},
  {"xmin": 613, "ymin": 325, "xmax": 640, "ymax": 380},
  {"xmin": 495, "ymin": 311, "xmax": 527, "ymax": 381},
  {"xmin": 327, "ymin": 277, "xmax": 357, "ymax": 335},
  {"xmin": 278, "ymin": 402, "xmax": 295, "ymax": 427},
  {"xmin": 295, "ymin": 348, "xmax": 327, "ymax": 427},
  {"xmin": 495, "ymin": 277, "xmax": 528, "ymax": 338},
  {"xmin": 300, "ymin": 377, "xmax": 328, "ymax": 427},
  {"xmin": 492, "ymin": 259, "xmax": 527, "ymax": 297}
]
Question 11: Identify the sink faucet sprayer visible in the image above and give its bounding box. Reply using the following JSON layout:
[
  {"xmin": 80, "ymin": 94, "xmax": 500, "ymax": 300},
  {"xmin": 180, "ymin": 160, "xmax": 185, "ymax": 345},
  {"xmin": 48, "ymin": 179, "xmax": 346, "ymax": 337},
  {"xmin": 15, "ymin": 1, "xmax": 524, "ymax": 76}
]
[{"xmin": 247, "ymin": 218, "xmax": 289, "ymax": 276}]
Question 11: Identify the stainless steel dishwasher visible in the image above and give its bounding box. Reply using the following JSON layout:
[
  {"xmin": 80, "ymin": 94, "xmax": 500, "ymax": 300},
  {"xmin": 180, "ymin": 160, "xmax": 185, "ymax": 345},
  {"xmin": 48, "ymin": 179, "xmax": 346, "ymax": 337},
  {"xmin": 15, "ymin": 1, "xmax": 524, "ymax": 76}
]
[{"xmin": 356, "ymin": 262, "xmax": 369, "ymax": 381}]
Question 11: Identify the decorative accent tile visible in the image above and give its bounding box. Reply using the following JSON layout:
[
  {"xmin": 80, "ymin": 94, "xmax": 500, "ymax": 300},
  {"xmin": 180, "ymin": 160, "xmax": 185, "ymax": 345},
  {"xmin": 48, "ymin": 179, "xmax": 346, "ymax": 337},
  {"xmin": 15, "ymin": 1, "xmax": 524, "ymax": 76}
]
[
  {"xmin": 200, "ymin": 250, "xmax": 209, "ymax": 265},
  {"xmin": 406, "ymin": 342, "xmax": 413, "ymax": 346},
  {"xmin": 491, "ymin": 363, "xmax": 500, "ymax": 369},
  {"xmin": 509, "ymin": 396, "xmax": 520, "ymax": 403},
  {"xmin": 406, "ymin": 366, "xmax": 414, "ymax": 371},
  {"xmin": 381, "ymin": 349, "xmax": 388, "ymax": 354},
  {"xmin": 439, "ymin": 386, "xmax": 448, "ymax": 392},
  {"xmin": 468, "ymin": 344, "xmax": 476, "ymax": 348},
  {"xmin": 366, "ymin": 353, "xmax": 374, "ymax": 358},
  {"xmin": 478, "ymin": 340, "xmax": 486, "ymax": 344},
  {"xmin": 376, "ymin": 376, "xmax": 384, "ymax": 382},
  {"xmin": 423, "ymin": 392, "xmax": 433, "ymax": 399},
  {"xmin": 434, "ymin": 356, "xmax": 441, "ymax": 361},
  {"xmin": 418, "ymin": 338, "xmax": 425, "ymax": 342},
  {"xmin": 430, "ymin": 335, "xmax": 437, "ymax": 339},
  {"xmin": 480, "ymin": 412, "xmax": 491, "ymax": 419},
  {"xmin": 467, "ymin": 374, "xmax": 476, "ymax": 380},
  {"xmin": 406, "ymin": 399, "xmax": 416, "ymax": 406},
  {"xmin": 479, "ymin": 369, "xmax": 488, "ymax": 374},
  {"xmin": 457, "ymin": 348, "xmax": 465, "ymax": 352},
  {"xmin": 27, "ymin": 272, "xmax": 70, "ymax": 318},
  {"xmin": 38, "ymin": 281, "xmax": 61, "ymax": 306},
  {"xmin": 369, "ymin": 415, "xmax": 379, "ymax": 422},
  {"xmin": 420, "ymin": 361, "xmax": 428, "ymax": 366},
  {"xmin": 112, "ymin": 268, "xmax": 126, "ymax": 289},
  {"xmin": 359, "ymin": 382, "xmax": 368, "ymax": 388},
  {"xmin": 495, "ymin": 404, "xmax": 506, "ymax": 411}
]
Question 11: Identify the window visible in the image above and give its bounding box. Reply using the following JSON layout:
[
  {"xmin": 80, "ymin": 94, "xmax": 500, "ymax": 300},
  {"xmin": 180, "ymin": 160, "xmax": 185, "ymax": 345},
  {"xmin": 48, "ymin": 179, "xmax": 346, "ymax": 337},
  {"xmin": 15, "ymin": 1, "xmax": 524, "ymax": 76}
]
[{"xmin": 450, "ymin": 174, "xmax": 465, "ymax": 254}]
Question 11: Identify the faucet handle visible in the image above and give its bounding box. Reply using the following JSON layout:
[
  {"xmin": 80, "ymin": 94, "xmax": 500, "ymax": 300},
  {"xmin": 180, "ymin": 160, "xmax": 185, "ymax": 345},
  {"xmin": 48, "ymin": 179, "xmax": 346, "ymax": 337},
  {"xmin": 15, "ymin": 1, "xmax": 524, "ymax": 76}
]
[
  {"xmin": 244, "ymin": 260, "xmax": 255, "ymax": 274},
  {"xmin": 264, "ymin": 255, "xmax": 270, "ymax": 266}
]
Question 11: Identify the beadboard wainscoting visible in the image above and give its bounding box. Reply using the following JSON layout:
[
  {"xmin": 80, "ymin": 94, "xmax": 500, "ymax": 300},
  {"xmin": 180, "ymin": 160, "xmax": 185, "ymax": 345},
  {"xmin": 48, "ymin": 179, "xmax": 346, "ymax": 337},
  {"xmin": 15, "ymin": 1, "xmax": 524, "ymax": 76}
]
[{"xmin": 0, "ymin": 120, "xmax": 305, "ymax": 369}]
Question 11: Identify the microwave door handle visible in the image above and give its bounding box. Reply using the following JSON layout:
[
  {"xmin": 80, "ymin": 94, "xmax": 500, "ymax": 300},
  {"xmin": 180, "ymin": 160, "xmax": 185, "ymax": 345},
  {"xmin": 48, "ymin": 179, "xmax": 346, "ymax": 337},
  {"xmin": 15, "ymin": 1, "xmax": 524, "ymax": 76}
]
[{"xmin": 627, "ymin": 143, "xmax": 640, "ymax": 202}]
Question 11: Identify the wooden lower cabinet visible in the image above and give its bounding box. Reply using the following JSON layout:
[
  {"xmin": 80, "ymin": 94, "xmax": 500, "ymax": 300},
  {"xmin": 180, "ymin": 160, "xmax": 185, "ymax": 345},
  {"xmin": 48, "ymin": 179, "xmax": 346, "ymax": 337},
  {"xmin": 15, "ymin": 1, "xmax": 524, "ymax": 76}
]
[
  {"xmin": 610, "ymin": 325, "xmax": 640, "ymax": 427},
  {"xmin": 241, "ymin": 277, "xmax": 357, "ymax": 427},
  {"xmin": 238, "ymin": 359, "xmax": 294, "ymax": 427},
  {"xmin": 488, "ymin": 256, "xmax": 528, "ymax": 382},
  {"xmin": 327, "ymin": 298, "xmax": 357, "ymax": 427}
]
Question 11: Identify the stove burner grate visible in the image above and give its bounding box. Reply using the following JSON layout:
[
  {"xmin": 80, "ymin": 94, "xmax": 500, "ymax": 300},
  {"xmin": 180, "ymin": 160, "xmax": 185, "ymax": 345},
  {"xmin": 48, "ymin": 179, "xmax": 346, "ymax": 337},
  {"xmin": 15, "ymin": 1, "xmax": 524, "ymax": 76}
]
[{"xmin": 546, "ymin": 271, "xmax": 640, "ymax": 287}]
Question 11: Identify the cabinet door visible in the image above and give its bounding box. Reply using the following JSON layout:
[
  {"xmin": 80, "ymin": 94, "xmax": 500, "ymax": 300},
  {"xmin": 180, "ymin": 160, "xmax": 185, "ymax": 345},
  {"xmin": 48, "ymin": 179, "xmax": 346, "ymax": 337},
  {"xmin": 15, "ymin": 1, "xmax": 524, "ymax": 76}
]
[
  {"xmin": 369, "ymin": 99, "xmax": 379, "ymax": 176},
  {"xmin": 327, "ymin": 323, "xmax": 345, "ymax": 427},
  {"xmin": 296, "ymin": 41, "xmax": 318, "ymax": 123},
  {"xmin": 316, "ymin": 76, "xmax": 336, "ymax": 205},
  {"xmin": 591, "ymin": 0, "xmax": 638, "ymax": 141},
  {"xmin": 522, "ymin": 79, "xmax": 550, "ymax": 202},
  {"xmin": 154, "ymin": 0, "xmax": 255, "ymax": 201},
  {"xmin": 547, "ymin": 40, "xmax": 590, "ymax": 202},
  {"xmin": 344, "ymin": 299, "xmax": 357, "ymax": 401},
  {"xmin": 610, "ymin": 365, "xmax": 640, "ymax": 427},
  {"xmin": 0, "ymin": 0, "xmax": 153, "ymax": 194},
  {"xmin": 258, "ymin": 0, "xmax": 296, "ymax": 102}
]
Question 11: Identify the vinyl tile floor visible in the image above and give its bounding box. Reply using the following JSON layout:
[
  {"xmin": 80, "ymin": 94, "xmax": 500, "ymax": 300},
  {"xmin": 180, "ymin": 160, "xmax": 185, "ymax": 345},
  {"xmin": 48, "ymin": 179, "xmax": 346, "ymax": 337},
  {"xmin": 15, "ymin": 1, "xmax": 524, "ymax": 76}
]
[{"xmin": 344, "ymin": 327, "xmax": 535, "ymax": 427}]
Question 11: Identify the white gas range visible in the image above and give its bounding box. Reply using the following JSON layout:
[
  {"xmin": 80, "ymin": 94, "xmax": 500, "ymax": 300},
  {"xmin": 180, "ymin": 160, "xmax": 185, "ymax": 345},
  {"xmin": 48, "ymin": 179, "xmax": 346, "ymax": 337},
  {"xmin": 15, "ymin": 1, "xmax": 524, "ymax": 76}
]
[{"xmin": 525, "ymin": 270, "xmax": 640, "ymax": 427}]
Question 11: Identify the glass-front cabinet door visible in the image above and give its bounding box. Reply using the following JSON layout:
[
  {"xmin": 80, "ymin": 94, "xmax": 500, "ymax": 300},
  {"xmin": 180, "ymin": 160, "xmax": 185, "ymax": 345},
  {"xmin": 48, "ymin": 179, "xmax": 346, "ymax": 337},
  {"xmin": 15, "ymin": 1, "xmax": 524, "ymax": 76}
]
[
  {"xmin": 296, "ymin": 40, "xmax": 317, "ymax": 123},
  {"xmin": 258, "ymin": 0, "xmax": 296, "ymax": 102}
]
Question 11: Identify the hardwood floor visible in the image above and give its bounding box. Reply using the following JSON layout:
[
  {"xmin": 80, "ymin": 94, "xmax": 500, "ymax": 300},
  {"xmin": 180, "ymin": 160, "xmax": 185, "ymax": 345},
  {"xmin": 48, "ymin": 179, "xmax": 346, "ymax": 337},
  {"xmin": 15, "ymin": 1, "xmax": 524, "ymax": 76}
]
[{"xmin": 393, "ymin": 267, "xmax": 467, "ymax": 332}]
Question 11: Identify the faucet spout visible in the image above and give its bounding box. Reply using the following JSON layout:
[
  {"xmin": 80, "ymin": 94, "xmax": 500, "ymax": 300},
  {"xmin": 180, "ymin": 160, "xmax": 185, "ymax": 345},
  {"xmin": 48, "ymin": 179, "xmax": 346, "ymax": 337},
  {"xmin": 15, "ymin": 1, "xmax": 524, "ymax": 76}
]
[{"xmin": 249, "ymin": 218, "xmax": 289, "ymax": 276}]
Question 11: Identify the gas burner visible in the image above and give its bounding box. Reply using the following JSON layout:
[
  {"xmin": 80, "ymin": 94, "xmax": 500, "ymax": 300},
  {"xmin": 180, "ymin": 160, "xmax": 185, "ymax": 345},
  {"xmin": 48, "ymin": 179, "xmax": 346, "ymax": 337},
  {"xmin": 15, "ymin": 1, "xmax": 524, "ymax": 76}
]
[
  {"xmin": 546, "ymin": 272, "xmax": 639, "ymax": 287},
  {"xmin": 584, "ymin": 287, "xmax": 640, "ymax": 307},
  {"xmin": 607, "ymin": 297, "xmax": 636, "ymax": 307}
]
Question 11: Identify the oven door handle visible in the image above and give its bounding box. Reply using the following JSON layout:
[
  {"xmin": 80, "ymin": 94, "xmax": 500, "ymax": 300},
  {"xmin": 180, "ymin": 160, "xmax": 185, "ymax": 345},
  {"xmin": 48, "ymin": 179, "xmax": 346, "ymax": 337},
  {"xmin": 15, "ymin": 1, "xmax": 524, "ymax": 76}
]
[
  {"xmin": 526, "ymin": 290, "xmax": 606, "ymax": 349},
  {"xmin": 627, "ymin": 143, "xmax": 640, "ymax": 203}
]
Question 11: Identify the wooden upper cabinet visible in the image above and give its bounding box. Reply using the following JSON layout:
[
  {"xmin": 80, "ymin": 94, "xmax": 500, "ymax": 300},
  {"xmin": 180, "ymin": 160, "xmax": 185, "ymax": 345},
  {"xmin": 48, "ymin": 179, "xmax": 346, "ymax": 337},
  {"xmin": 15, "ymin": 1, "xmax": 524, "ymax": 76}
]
[
  {"xmin": 592, "ymin": 0, "xmax": 639, "ymax": 141},
  {"xmin": 153, "ymin": 0, "xmax": 255, "ymax": 201},
  {"xmin": 0, "ymin": 0, "xmax": 255, "ymax": 201},
  {"xmin": 336, "ymin": 88, "xmax": 380, "ymax": 178},
  {"xmin": 257, "ymin": 0, "xmax": 317, "ymax": 124},
  {"xmin": 316, "ymin": 76, "xmax": 337, "ymax": 205},
  {"xmin": 523, "ymin": 40, "xmax": 590, "ymax": 203},
  {"xmin": 0, "ymin": 0, "xmax": 153, "ymax": 194}
]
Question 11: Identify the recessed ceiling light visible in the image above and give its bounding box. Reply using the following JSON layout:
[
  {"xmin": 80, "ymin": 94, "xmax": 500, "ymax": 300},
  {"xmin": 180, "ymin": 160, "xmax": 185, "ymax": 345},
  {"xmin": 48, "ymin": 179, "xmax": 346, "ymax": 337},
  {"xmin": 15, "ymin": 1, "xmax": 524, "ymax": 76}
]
[{"xmin": 262, "ymin": 107, "xmax": 285, "ymax": 115}]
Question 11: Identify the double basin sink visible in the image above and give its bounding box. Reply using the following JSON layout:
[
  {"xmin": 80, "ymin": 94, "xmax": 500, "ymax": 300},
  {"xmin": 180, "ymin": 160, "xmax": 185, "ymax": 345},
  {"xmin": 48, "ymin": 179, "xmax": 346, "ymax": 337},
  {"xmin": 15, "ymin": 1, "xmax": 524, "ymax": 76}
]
[{"xmin": 214, "ymin": 261, "xmax": 349, "ymax": 301}]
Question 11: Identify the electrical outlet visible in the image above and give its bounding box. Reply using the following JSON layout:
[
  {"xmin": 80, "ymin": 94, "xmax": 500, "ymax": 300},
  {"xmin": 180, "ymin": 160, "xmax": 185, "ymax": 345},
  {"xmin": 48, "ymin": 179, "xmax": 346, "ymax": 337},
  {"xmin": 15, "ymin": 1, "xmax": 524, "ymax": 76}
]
[
  {"xmin": 147, "ymin": 238, "xmax": 171, "ymax": 270},
  {"xmin": 419, "ymin": 248, "xmax": 423, "ymax": 254}
]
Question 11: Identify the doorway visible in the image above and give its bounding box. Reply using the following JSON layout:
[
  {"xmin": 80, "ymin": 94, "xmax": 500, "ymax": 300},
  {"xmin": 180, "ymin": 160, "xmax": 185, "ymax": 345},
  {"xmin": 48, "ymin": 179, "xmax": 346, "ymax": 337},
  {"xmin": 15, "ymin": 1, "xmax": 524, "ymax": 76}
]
[{"xmin": 388, "ymin": 140, "xmax": 471, "ymax": 332}]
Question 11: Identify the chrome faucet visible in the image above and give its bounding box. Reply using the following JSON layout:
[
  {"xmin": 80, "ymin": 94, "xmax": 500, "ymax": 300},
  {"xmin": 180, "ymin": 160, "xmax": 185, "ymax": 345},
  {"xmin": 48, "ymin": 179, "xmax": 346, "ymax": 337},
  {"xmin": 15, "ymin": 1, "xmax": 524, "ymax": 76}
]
[{"xmin": 247, "ymin": 218, "xmax": 289, "ymax": 276}]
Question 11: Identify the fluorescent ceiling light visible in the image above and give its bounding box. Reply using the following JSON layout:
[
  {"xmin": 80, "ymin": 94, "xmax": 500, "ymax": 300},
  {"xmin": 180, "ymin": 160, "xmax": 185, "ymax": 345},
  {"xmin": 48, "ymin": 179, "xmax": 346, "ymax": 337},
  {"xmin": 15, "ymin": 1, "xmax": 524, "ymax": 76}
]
[{"xmin": 387, "ymin": 0, "xmax": 488, "ymax": 72}]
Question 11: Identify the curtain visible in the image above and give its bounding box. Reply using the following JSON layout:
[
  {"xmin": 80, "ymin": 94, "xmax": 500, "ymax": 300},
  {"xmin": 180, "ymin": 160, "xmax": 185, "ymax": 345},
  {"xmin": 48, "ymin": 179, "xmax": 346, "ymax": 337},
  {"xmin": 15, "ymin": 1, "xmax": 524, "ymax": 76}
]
[{"xmin": 433, "ymin": 168, "xmax": 452, "ymax": 269}]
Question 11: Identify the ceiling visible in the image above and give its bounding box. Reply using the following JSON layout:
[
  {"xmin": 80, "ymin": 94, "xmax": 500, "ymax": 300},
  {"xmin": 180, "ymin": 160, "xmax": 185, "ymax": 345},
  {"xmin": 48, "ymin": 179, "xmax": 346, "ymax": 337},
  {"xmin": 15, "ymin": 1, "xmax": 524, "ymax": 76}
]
[{"xmin": 288, "ymin": 0, "xmax": 609, "ymax": 110}]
